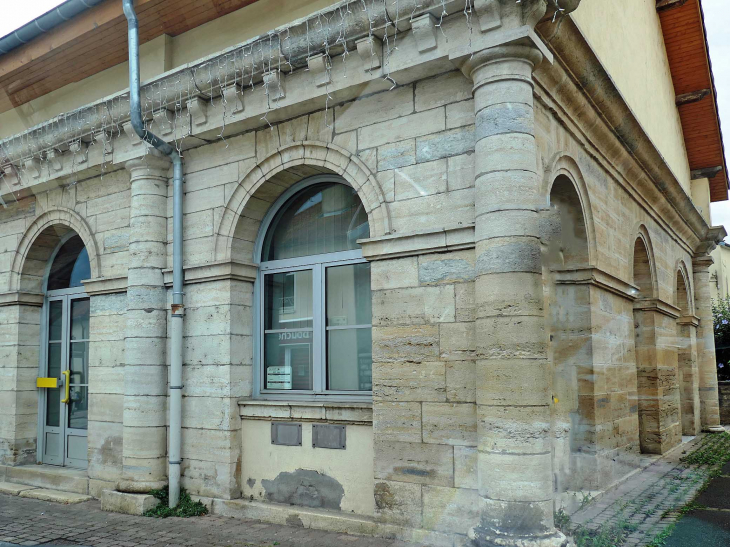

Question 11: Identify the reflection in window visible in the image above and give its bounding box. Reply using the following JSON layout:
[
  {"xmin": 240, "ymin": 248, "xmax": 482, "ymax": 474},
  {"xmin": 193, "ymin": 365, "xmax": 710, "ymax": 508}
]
[
  {"xmin": 262, "ymin": 183, "xmax": 369, "ymax": 261},
  {"xmin": 47, "ymin": 236, "xmax": 91, "ymax": 291},
  {"xmin": 259, "ymin": 180, "xmax": 372, "ymax": 395}
]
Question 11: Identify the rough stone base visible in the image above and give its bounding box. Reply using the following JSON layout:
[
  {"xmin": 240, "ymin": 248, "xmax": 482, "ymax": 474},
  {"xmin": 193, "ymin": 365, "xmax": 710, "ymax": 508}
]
[
  {"xmin": 468, "ymin": 526, "xmax": 571, "ymax": 547},
  {"xmin": 101, "ymin": 490, "xmax": 160, "ymax": 515},
  {"xmin": 196, "ymin": 496, "xmax": 457, "ymax": 547},
  {"xmin": 116, "ymin": 479, "xmax": 167, "ymax": 493}
]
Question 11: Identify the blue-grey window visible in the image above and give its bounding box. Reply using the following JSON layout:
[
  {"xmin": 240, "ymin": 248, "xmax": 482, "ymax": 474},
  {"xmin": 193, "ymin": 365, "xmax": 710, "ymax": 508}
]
[{"xmin": 256, "ymin": 177, "xmax": 372, "ymax": 397}]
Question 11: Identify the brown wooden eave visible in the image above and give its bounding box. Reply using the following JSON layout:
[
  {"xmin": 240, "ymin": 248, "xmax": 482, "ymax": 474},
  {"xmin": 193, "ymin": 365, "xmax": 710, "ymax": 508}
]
[
  {"xmin": 0, "ymin": 0, "xmax": 260, "ymax": 115},
  {"xmin": 658, "ymin": 0, "xmax": 728, "ymax": 202}
]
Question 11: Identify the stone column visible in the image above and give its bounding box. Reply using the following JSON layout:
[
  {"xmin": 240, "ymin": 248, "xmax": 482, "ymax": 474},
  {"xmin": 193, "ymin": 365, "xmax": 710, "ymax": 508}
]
[
  {"xmin": 119, "ymin": 153, "xmax": 171, "ymax": 491},
  {"xmin": 461, "ymin": 40, "xmax": 567, "ymax": 546},
  {"xmin": 693, "ymin": 255, "xmax": 724, "ymax": 431},
  {"xmin": 677, "ymin": 315, "xmax": 701, "ymax": 435}
]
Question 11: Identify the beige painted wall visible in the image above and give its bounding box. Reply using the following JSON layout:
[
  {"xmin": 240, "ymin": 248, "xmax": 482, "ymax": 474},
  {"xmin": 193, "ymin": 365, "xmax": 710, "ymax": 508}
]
[
  {"xmin": 691, "ymin": 177, "xmax": 712, "ymax": 225},
  {"xmin": 0, "ymin": 0, "xmax": 336, "ymax": 140},
  {"xmin": 711, "ymin": 244, "xmax": 730, "ymax": 301},
  {"xmin": 241, "ymin": 420, "xmax": 375, "ymax": 515},
  {"xmin": 572, "ymin": 0, "xmax": 692, "ymax": 194},
  {"xmin": 0, "ymin": 35, "xmax": 172, "ymax": 139}
]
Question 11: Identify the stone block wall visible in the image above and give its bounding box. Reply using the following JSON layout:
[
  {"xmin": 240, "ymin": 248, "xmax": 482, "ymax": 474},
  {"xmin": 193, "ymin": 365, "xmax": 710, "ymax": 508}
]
[
  {"xmin": 370, "ymin": 250, "xmax": 479, "ymax": 535},
  {"xmin": 0, "ymin": 303, "xmax": 41, "ymax": 466},
  {"xmin": 173, "ymin": 279, "xmax": 251, "ymax": 499},
  {"xmin": 87, "ymin": 292, "xmax": 126, "ymax": 497},
  {"xmin": 718, "ymin": 381, "xmax": 730, "ymax": 424}
]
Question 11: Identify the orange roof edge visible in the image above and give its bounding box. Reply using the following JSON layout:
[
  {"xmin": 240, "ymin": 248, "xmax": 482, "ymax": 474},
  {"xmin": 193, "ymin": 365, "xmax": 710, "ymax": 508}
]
[
  {"xmin": 698, "ymin": 0, "xmax": 729, "ymax": 202},
  {"xmin": 659, "ymin": 0, "xmax": 728, "ymax": 202}
]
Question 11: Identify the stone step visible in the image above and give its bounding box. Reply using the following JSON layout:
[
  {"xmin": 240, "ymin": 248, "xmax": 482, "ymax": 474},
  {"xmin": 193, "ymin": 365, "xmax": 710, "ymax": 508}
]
[
  {"xmin": 0, "ymin": 481, "xmax": 38, "ymax": 496},
  {"xmin": 18, "ymin": 488, "xmax": 92, "ymax": 504},
  {"xmin": 1, "ymin": 464, "xmax": 89, "ymax": 495}
]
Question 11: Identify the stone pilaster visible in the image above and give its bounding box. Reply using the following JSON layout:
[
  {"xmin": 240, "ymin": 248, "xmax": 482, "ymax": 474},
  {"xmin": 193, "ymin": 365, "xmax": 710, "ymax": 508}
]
[
  {"xmin": 119, "ymin": 153, "xmax": 171, "ymax": 492},
  {"xmin": 460, "ymin": 38, "xmax": 567, "ymax": 547},
  {"xmin": 677, "ymin": 315, "xmax": 701, "ymax": 436},
  {"xmin": 692, "ymin": 256, "xmax": 723, "ymax": 431},
  {"xmin": 0, "ymin": 294, "xmax": 43, "ymax": 466},
  {"xmin": 633, "ymin": 301, "xmax": 682, "ymax": 454}
]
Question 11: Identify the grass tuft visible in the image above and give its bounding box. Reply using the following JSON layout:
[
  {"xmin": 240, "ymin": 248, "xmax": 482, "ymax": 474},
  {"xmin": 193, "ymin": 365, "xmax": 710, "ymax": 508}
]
[{"xmin": 143, "ymin": 486, "xmax": 209, "ymax": 518}]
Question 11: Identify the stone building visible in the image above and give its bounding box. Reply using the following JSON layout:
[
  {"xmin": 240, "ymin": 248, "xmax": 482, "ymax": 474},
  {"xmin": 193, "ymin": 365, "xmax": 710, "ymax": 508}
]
[{"xmin": 0, "ymin": 0, "xmax": 727, "ymax": 545}]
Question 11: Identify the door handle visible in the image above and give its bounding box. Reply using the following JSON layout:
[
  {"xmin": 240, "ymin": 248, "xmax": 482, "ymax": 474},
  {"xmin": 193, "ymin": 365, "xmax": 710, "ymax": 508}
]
[
  {"xmin": 61, "ymin": 370, "xmax": 71, "ymax": 404},
  {"xmin": 36, "ymin": 377, "xmax": 58, "ymax": 388}
]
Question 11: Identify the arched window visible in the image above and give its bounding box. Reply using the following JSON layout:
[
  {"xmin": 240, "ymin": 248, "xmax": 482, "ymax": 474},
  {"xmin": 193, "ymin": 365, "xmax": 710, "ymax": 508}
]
[
  {"xmin": 257, "ymin": 177, "xmax": 372, "ymax": 397},
  {"xmin": 47, "ymin": 235, "xmax": 91, "ymax": 291}
]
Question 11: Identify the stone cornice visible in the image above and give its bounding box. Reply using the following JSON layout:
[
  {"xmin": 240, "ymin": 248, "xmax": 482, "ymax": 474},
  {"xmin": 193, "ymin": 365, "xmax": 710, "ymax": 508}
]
[
  {"xmin": 162, "ymin": 259, "xmax": 258, "ymax": 286},
  {"xmin": 553, "ymin": 267, "xmax": 639, "ymax": 301},
  {"xmin": 239, "ymin": 399, "xmax": 373, "ymax": 425},
  {"xmin": 633, "ymin": 297, "xmax": 682, "ymax": 319},
  {"xmin": 360, "ymin": 225, "xmax": 475, "ymax": 260},
  {"xmin": 677, "ymin": 315, "xmax": 701, "ymax": 327},
  {"xmin": 535, "ymin": 14, "xmax": 723, "ymax": 255},
  {"xmin": 0, "ymin": 291, "xmax": 44, "ymax": 307},
  {"xmin": 82, "ymin": 276, "xmax": 128, "ymax": 296}
]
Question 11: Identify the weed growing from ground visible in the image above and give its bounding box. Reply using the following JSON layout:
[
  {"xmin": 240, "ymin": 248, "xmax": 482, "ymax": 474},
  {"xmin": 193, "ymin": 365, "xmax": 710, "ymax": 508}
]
[
  {"xmin": 680, "ymin": 431, "xmax": 730, "ymax": 467},
  {"xmin": 143, "ymin": 486, "xmax": 209, "ymax": 518}
]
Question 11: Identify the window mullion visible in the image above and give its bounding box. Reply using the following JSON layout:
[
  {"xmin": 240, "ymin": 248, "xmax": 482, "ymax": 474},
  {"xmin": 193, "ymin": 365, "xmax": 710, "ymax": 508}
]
[
  {"xmin": 320, "ymin": 262, "xmax": 327, "ymax": 393},
  {"xmin": 312, "ymin": 264, "xmax": 324, "ymax": 393}
]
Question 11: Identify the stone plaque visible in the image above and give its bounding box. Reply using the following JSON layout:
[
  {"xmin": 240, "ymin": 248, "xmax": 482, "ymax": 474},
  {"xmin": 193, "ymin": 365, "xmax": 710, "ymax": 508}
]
[
  {"xmin": 271, "ymin": 422, "xmax": 302, "ymax": 446},
  {"xmin": 312, "ymin": 424, "xmax": 346, "ymax": 449}
]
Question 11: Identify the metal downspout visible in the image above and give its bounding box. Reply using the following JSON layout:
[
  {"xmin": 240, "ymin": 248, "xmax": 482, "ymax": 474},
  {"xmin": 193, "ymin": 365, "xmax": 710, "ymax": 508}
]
[{"xmin": 122, "ymin": 0, "xmax": 184, "ymax": 509}]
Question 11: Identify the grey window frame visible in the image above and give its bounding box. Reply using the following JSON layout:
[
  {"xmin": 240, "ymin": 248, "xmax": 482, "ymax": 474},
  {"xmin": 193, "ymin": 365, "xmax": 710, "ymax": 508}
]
[{"xmin": 252, "ymin": 175, "xmax": 373, "ymax": 402}]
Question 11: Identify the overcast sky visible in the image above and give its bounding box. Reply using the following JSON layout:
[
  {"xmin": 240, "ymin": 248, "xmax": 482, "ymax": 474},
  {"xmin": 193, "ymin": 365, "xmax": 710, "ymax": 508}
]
[{"xmin": 2, "ymin": 0, "xmax": 730, "ymax": 236}]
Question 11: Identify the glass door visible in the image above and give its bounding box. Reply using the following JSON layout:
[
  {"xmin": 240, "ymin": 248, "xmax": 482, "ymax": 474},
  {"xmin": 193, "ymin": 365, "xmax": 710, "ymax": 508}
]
[{"xmin": 40, "ymin": 293, "xmax": 89, "ymax": 469}]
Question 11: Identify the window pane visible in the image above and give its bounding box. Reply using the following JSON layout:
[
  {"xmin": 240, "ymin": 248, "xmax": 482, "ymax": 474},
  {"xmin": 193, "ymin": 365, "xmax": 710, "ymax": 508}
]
[
  {"xmin": 69, "ymin": 342, "xmax": 88, "ymax": 385},
  {"xmin": 264, "ymin": 333, "xmax": 313, "ymax": 390},
  {"xmin": 262, "ymin": 183, "xmax": 369, "ymax": 261},
  {"xmin": 326, "ymin": 263, "xmax": 372, "ymax": 326},
  {"xmin": 46, "ymin": 387, "xmax": 60, "ymax": 428},
  {"xmin": 71, "ymin": 298, "xmax": 90, "ymax": 340},
  {"xmin": 264, "ymin": 271, "xmax": 313, "ymax": 330},
  {"xmin": 48, "ymin": 235, "xmax": 88, "ymax": 291},
  {"xmin": 327, "ymin": 328, "xmax": 372, "ymax": 391},
  {"xmin": 69, "ymin": 247, "xmax": 91, "ymax": 288},
  {"xmin": 68, "ymin": 386, "xmax": 88, "ymax": 430},
  {"xmin": 48, "ymin": 300, "xmax": 63, "ymax": 341},
  {"xmin": 48, "ymin": 342, "xmax": 62, "ymax": 379}
]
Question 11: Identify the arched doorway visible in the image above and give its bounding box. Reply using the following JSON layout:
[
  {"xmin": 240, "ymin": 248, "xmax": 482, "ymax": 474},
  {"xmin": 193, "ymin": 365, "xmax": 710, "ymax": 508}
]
[
  {"xmin": 38, "ymin": 233, "xmax": 91, "ymax": 468},
  {"xmin": 676, "ymin": 268, "xmax": 700, "ymax": 435},
  {"xmin": 542, "ymin": 175, "xmax": 592, "ymax": 492},
  {"xmin": 632, "ymin": 232, "xmax": 681, "ymax": 454}
]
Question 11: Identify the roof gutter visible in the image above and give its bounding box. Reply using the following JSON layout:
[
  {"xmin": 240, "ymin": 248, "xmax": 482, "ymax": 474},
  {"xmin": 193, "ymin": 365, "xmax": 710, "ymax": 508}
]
[{"xmin": 0, "ymin": 0, "xmax": 107, "ymax": 56}]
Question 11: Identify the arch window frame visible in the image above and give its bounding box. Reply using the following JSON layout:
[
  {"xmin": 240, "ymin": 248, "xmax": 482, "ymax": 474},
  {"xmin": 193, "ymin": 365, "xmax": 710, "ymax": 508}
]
[
  {"xmin": 253, "ymin": 175, "xmax": 373, "ymax": 402},
  {"xmin": 37, "ymin": 231, "xmax": 91, "ymax": 468}
]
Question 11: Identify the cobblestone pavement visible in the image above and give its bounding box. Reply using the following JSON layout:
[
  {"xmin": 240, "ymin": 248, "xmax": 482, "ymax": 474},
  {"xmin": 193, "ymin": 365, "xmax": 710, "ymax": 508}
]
[
  {"xmin": 0, "ymin": 494, "xmax": 415, "ymax": 547},
  {"xmin": 569, "ymin": 435, "xmax": 714, "ymax": 546}
]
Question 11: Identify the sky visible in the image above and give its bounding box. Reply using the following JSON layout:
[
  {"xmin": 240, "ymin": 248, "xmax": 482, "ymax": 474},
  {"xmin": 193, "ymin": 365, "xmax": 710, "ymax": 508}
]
[{"xmin": 1, "ymin": 0, "xmax": 730, "ymax": 236}]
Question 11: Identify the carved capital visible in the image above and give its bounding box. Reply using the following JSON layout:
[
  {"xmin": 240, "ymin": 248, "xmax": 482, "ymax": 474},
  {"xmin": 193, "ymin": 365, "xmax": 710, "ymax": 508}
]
[
  {"xmin": 474, "ymin": 0, "xmax": 582, "ymax": 33},
  {"xmin": 125, "ymin": 150, "xmax": 171, "ymax": 180},
  {"xmin": 692, "ymin": 255, "xmax": 714, "ymax": 274},
  {"xmin": 459, "ymin": 42, "xmax": 545, "ymax": 83}
]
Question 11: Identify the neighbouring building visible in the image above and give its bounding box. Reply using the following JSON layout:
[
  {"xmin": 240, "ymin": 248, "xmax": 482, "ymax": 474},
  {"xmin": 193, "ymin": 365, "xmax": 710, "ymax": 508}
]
[
  {"xmin": 710, "ymin": 242, "xmax": 730, "ymax": 302},
  {"xmin": 0, "ymin": 0, "xmax": 728, "ymax": 545}
]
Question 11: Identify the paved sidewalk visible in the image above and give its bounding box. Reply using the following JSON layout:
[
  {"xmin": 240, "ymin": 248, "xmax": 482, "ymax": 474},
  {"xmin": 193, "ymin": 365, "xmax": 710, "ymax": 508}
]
[
  {"xmin": 568, "ymin": 434, "xmax": 722, "ymax": 546},
  {"xmin": 0, "ymin": 493, "xmax": 414, "ymax": 547}
]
